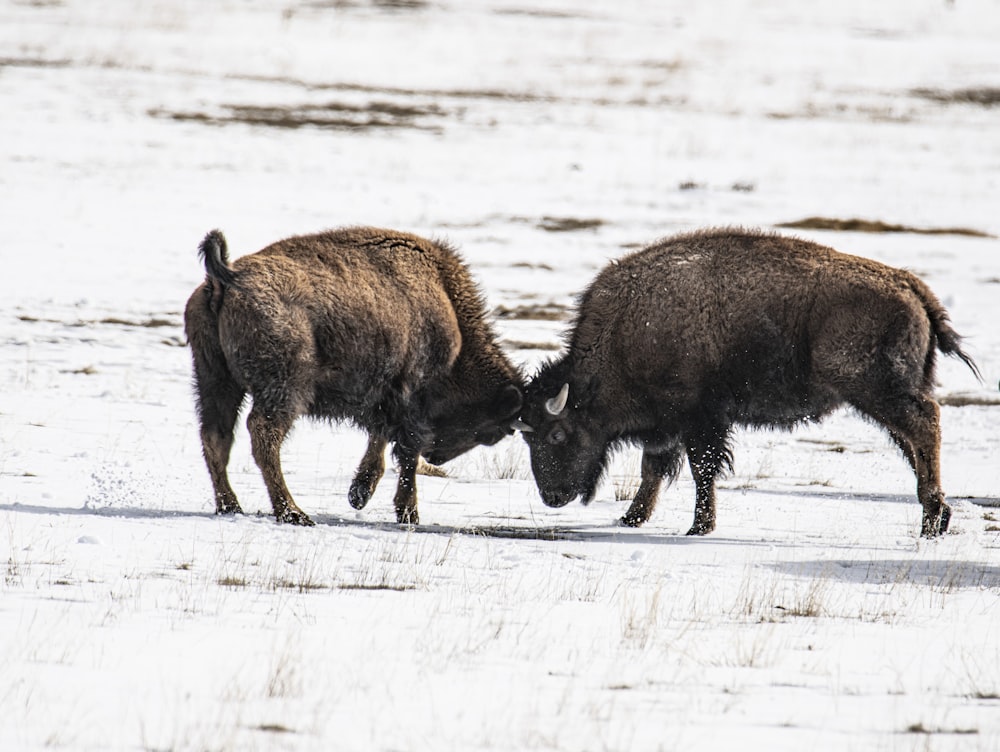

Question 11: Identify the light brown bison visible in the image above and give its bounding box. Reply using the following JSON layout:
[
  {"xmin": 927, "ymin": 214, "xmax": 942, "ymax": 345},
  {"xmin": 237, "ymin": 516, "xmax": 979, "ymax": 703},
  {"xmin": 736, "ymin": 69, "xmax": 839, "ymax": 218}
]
[
  {"xmin": 518, "ymin": 228, "xmax": 979, "ymax": 538},
  {"xmin": 185, "ymin": 227, "xmax": 523, "ymax": 526}
]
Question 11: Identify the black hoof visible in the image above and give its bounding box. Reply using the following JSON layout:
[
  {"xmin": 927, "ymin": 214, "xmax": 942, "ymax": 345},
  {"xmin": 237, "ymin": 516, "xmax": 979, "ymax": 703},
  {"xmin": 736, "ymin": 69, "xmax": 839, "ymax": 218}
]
[
  {"xmin": 216, "ymin": 497, "xmax": 243, "ymax": 515},
  {"xmin": 940, "ymin": 505, "xmax": 952, "ymax": 534},
  {"xmin": 277, "ymin": 508, "xmax": 315, "ymax": 526},
  {"xmin": 396, "ymin": 509, "xmax": 419, "ymax": 526},
  {"xmin": 685, "ymin": 522, "xmax": 714, "ymax": 536},
  {"xmin": 348, "ymin": 482, "xmax": 372, "ymax": 510},
  {"xmin": 216, "ymin": 505, "xmax": 243, "ymax": 516},
  {"xmin": 618, "ymin": 515, "xmax": 645, "ymax": 528}
]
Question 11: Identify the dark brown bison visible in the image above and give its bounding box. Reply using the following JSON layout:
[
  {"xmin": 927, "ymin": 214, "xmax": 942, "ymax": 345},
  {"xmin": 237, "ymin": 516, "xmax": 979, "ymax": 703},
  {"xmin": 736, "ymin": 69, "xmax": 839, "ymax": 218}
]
[
  {"xmin": 184, "ymin": 227, "xmax": 523, "ymax": 526},
  {"xmin": 518, "ymin": 228, "xmax": 979, "ymax": 538}
]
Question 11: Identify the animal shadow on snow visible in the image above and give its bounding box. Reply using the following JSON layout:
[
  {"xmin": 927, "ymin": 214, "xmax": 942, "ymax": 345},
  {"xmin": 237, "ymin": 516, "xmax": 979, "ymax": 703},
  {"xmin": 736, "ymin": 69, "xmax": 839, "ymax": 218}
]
[
  {"xmin": 0, "ymin": 501, "xmax": 745, "ymax": 546},
  {"xmin": 311, "ymin": 512, "xmax": 800, "ymax": 548},
  {"xmin": 0, "ymin": 502, "xmax": 219, "ymax": 521},
  {"xmin": 770, "ymin": 558, "xmax": 1000, "ymax": 589},
  {"xmin": 322, "ymin": 486, "xmax": 1000, "ymax": 549}
]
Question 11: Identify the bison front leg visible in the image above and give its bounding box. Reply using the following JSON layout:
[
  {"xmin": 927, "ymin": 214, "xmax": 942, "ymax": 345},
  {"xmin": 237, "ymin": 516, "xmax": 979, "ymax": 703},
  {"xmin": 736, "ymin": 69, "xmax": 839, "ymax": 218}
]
[
  {"xmin": 620, "ymin": 445, "xmax": 683, "ymax": 527},
  {"xmin": 247, "ymin": 406, "xmax": 315, "ymax": 526},
  {"xmin": 349, "ymin": 435, "xmax": 387, "ymax": 510},
  {"xmin": 684, "ymin": 431, "xmax": 731, "ymax": 536},
  {"xmin": 392, "ymin": 449, "xmax": 420, "ymax": 525}
]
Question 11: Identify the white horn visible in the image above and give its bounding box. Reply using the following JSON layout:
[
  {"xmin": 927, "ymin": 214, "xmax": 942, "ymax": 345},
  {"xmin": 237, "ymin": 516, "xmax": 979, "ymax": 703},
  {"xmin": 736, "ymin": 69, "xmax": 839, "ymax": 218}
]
[
  {"xmin": 512, "ymin": 419, "xmax": 534, "ymax": 433},
  {"xmin": 545, "ymin": 383, "xmax": 569, "ymax": 416}
]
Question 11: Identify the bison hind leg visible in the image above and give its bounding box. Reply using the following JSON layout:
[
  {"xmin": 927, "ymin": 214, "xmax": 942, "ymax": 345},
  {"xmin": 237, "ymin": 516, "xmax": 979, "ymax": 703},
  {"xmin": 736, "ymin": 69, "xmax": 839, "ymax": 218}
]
[
  {"xmin": 856, "ymin": 394, "xmax": 948, "ymax": 538},
  {"xmin": 390, "ymin": 444, "xmax": 421, "ymax": 525},
  {"xmin": 247, "ymin": 404, "xmax": 315, "ymax": 526},
  {"xmin": 620, "ymin": 444, "xmax": 684, "ymax": 528},
  {"xmin": 684, "ymin": 428, "xmax": 734, "ymax": 536},
  {"xmin": 349, "ymin": 435, "xmax": 387, "ymax": 510},
  {"xmin": 191, "ymin": 351, "xmax": 246, "ymax": 516},
  {"xmin": 204, "ymin": 427, "xmax": 243, "ymax": 516}
]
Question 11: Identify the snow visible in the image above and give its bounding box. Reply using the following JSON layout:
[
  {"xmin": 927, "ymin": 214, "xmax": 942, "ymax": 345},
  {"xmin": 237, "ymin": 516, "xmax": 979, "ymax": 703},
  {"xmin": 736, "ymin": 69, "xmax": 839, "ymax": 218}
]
[{"xmin": 1, "ymin": 0, "xmax": 999, "ymax": 749}]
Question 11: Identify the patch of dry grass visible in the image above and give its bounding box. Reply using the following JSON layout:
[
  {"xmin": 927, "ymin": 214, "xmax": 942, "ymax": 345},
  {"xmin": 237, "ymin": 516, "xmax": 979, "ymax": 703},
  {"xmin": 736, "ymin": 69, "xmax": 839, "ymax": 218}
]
[{"xmin": 776, "ymin": 216, "xmax": 993, "ymax": 238}]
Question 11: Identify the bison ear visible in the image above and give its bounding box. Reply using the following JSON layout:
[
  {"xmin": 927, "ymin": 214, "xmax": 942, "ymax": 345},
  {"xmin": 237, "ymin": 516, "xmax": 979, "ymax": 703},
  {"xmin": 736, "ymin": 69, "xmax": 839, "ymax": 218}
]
[{"xmin": 492, "ymin": 384, "xmax": 523, "ymax": 420}]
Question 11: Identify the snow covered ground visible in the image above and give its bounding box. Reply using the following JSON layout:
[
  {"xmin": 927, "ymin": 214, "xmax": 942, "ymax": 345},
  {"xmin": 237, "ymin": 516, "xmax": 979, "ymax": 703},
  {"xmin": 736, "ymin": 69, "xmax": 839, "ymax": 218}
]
[{"xmin": 1, "ymin": 1, "xmax": 998, "ymax": 749}]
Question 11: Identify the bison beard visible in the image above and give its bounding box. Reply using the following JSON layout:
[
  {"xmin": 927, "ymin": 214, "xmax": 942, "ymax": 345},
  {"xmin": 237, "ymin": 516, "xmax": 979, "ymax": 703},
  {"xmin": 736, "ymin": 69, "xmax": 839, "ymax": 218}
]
[
  {"xmin": 518, "ymin": 228, "xmax": 980, "ymax": 538},
  {"xmin": 184, "ymin": 226, "xmax": 523, "ymax": 526}
]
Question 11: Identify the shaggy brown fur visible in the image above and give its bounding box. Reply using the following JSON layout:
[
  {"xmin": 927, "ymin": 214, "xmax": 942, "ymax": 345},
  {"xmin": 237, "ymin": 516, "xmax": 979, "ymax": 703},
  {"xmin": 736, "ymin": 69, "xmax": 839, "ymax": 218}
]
[
  {"xmin": 185, "ymin": 227, "xmax": 523, "ymax": 526},
  {"xmin": 520, "ymin": 228, "xmax": 979, "ymax": 538}
]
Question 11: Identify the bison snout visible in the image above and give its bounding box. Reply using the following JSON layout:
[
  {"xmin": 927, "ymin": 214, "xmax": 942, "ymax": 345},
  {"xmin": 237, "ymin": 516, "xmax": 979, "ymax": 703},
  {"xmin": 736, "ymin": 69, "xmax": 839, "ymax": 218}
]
[
  {"xmin": 424, "ymin": 449, "xmax": 456, "ymax": 466},
  {"xmin": 540, "ymin": 488, "xmax": 577, "ymax": 508}
]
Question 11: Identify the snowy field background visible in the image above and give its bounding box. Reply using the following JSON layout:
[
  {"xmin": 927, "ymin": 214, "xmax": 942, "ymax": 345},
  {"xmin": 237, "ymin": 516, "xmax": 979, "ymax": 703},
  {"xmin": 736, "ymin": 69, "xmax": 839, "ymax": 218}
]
[{"xmin": 2, "ymin": 1, "xmax": 999, "ymax": 749}]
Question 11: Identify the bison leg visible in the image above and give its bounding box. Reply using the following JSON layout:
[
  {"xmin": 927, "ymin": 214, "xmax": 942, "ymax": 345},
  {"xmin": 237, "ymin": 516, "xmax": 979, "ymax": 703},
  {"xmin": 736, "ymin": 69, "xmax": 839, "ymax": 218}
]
[
  {"xmin": 866, "ymin": 396, "xmax": 948, "ymax": 537},
  {"xmin": 191, "ymin": 356, "xmax": 245, "ymax": 516},
  {"xmin": 349, "ymin": 435, "xmax": 387, "ymax": 510},
  {"xmin": 620, "ymin": 445, "xmax": 683, "ymax": 527},
  {"xmin": 246, "ymin": 405, "xmax": 315, "ymax": 526},
  {"xmin": 684, "ymin": 431, "xmax": 731, "ymax": 536},
  {"xmin": 391, "ymin": 449, "xmax": 420, "ymax": 525},
  {"xmin": 202, "ymin": 422, "xmax": 243, "ymax": 516},
  {"xmin": 887, "ymin": 428, "xmax": 917, "ymax": 471}
]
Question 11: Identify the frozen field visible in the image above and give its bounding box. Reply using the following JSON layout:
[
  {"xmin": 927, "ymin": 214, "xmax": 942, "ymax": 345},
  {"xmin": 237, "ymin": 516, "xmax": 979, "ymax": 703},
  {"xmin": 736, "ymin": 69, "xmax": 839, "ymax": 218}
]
[{"xmin": 1, "ymin": 1, "xmax": 999, "ymax": 750}]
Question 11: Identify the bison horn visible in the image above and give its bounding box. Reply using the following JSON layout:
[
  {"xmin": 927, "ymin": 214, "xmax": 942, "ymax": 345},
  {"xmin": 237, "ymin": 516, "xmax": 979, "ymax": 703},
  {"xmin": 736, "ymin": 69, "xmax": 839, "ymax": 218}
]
[
  {"xmin": 546, "ymin": 383, "xmax": 569, "ymax": 416},
  {"xmin": 511, "ymin": 419, "xmax": 534, "ymax": 433}
]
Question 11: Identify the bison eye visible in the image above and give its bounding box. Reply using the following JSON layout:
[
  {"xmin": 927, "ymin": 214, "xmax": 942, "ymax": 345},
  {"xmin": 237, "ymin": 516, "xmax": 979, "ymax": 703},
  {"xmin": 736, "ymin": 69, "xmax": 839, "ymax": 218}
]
[{"xmin": 548, "ymin": 427, "xmax": 567, "ymax": 446}]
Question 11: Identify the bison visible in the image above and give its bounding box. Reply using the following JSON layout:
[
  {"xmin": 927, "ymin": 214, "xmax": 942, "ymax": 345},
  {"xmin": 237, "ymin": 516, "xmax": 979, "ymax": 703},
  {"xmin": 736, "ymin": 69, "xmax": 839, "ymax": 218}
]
[
  {"xmin": 184, "ymin": 227, "xmax": 523, "ymax": 526},
  {"xmin": 517, "ymin": 228, "xmax": 980, "ymax": 538}
]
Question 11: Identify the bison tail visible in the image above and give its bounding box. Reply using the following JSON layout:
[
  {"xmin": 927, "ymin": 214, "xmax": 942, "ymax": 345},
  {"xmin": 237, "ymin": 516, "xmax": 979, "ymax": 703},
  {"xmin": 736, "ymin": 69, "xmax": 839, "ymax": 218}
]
[
  {"xmin": 934, "ymin": 322, "xmax": 982, "ymax": 382},
  {"xmin": 910, "ymin": 277, "xmax": 982, "ymax": 382},
  {"xmin": 198, "ymin": 229, "xmax": 236, "ymax": 286}
]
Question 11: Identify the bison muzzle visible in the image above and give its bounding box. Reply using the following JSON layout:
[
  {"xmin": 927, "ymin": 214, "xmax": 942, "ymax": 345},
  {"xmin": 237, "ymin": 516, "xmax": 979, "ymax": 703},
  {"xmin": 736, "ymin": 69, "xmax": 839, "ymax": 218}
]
[
  {"xmin": 518, "ymin": 228, "xmax": 980, "ymax": 538},
  {"xmin": 185, "ymin": 227, "xmax": 523, "ymax": 526}
]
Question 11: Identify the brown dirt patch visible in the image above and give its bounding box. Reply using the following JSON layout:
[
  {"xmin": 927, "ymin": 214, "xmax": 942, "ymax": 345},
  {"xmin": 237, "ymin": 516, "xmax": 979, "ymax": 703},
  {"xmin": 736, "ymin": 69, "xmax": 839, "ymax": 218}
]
[
  {"xmin": 493, "ymin": 303, "xmax": 570, "ymax": 321},
  {"xmin": 912, "ymin": 87, "xmax": 1000, "ymax": 106},
  {"xmin": 537, "ymin": 216, "xmax": 605, "ymax": 233},
  {"xmin": 150, "ymin": 99, "xmax": 447, "ymax": 132},
  {"xmin": 776, "ymin": 217, "xmax": 993, "ymax": 238}
]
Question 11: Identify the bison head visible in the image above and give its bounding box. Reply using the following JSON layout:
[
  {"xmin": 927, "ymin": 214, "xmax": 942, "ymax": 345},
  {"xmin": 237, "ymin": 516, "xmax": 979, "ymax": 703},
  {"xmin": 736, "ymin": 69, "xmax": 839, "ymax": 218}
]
[
  {"xmin": 422, "ymin": 384, "xmax": 524, "ymax": 466},
  {"xmin": 518, "ymin": 379, "xmax": 610, "ymax": 508}
]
